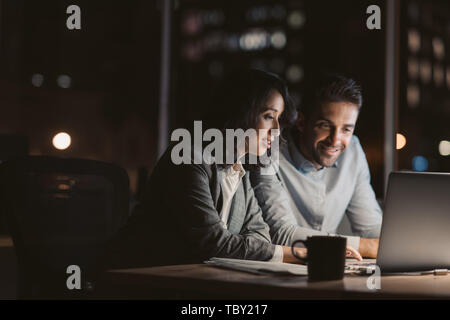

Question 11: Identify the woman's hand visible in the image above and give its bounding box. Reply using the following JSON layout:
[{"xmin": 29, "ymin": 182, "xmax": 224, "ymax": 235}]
[
  {"xmin": 282, "ymin": 245, "xmax": 362, "ymax": 264},
  {"xmin": 282, "ymin": 246, "xmax": 307, "ymax": 264}
]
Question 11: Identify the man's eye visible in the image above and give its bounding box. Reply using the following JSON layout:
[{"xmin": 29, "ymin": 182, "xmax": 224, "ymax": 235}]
[
  {"xmin": 318, "ymin": 123, "xmax": 330, "ymax": 128},
  {"xmin": 343, "ymin": 128, "xmax": 353, "ymax": 133}
]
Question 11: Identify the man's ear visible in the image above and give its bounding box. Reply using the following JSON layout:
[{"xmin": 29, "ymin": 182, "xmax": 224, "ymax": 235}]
[{"xmin": 295, "ymin": 112, "xmax": 306, "ymax": 133}]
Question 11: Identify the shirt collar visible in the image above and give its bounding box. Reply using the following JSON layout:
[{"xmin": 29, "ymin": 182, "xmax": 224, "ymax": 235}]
[
  {"xmin": 224, "ymin": 161, "xmax": 246, "ymax": 179},
  {"xmin": 287, "ymin": 132, "xmax": 338, "ymax": 173}
]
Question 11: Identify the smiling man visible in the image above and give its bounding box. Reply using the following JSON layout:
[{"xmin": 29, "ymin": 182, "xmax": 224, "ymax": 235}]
[{"xmin": 251, "ymin": 74, "xmax": 382, "ymax": 258}]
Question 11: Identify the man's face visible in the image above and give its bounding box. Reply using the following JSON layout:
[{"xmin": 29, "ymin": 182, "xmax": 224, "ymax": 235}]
[{"xmin": 296, "ymin": 101, "xmax": 359, "ymax": 169}]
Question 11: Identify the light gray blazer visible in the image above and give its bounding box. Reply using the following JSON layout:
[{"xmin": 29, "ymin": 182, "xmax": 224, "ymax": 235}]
[{"xmin": 106, "ymin": 145, "xmax": 276, "ymax": 268}]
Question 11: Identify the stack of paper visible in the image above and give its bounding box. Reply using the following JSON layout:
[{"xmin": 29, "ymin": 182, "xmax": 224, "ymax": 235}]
[{"xmin": 204, "ymin": 257, "xmax": 308, "ymax": 276}]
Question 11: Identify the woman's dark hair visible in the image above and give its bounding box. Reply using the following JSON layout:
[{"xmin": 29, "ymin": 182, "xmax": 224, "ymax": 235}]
[
  {"xmin": 203, "ymin": 69, "xmax": 295, "ymax": 169},
  {"xmin": 300, "ymin": 73, "xmax": 363, "ymax": 119},
  {"xmin": 205, "ymin": 69, "xmax": 295, "ymax": 131}
]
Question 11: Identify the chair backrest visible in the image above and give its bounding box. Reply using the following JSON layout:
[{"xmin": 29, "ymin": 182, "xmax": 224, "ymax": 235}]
[
  {"xmin": 0, "ymin": 156, "xmax": 129, "ymax": 298},
  {"xmin": 0, "ymin": 134, "xmax": 28, "ymax": 234}
]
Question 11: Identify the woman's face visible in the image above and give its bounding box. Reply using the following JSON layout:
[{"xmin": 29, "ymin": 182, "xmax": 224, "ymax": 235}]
[{"xmin": 247, "ymin": 89, "xmax": 285, "ymax": 156}]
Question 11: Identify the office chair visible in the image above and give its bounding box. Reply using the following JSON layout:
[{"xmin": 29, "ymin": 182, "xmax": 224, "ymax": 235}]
[
  {"xmin": 0, "ymin": 134, "xmax": 28, "ymax": 234},
  {"xmin": 0, "ymin": 156, "xmax": 129, "ymax": 299}
]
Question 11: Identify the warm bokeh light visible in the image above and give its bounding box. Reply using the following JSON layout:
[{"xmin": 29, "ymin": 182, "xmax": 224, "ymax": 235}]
[
  {"xmin": 407, "ymin": 84, "xmax": 420, "ymax": 108},
  {"xmin": 396, "ymin": 133, "xmax": 407, "ymax": 150},
  {"xmin": 419, "ymin": 59, "xmax": 432, "ymax": 84},
  {"xmin": 52, "ymin": 132, "xmax": 71, "ymax": 150},
  {"xmin": 239, "ymin": 31, "xmax": 270, "ymax": 51},
  {"xmin": 439, "ymin": 140, "xmax": 450, "ymax": 156},
  {"xmin": 408, "ymin": 29, "xmax": 420, "ymax": 53},
  {"xmin": 408, "ymin": 57, "xmax": 419, "ymax": 79},
  {"xmin": 432, "ymin": 37, "xmax": 445, "ymax": 60},
  {"xmin": 270, "ymin": 31, "xmax": 287, "ymax": 49}
]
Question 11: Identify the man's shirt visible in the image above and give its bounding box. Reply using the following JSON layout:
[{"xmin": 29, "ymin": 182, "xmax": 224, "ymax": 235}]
[{"xmin": 251, "ymin": 134, "xmax": 382, "ymax": 250}]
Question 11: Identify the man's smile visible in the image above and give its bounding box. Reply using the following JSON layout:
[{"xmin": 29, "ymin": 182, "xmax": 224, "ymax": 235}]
[{"xmin": 318, "ymin": 143, "xmax": 342, "ymax": 156}]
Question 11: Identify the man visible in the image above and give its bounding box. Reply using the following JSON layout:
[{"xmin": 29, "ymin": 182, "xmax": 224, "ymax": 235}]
[{"xmin": 251, "ymin": 74, "xmax": 381, "ymax": 258}]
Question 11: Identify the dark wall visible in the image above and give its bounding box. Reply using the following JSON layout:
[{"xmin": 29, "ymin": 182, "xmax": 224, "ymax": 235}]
[
  {"xmin": 0, "ymin": 0, "xmax": 161, "ymax": 193},
  {"xmin": 304, "ymin": 0, "xmax": 386, "ymax": 197}
]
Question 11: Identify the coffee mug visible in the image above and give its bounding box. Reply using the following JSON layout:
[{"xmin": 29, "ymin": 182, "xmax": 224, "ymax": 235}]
[{"xmin": 291, "ymin": 236, "xmax": 347, "ymax": 281}]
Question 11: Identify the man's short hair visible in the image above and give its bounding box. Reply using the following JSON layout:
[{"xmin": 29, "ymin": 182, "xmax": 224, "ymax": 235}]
[{"xmin": 300, "ymin": 73, "xmax": 363, "ymax": 119}]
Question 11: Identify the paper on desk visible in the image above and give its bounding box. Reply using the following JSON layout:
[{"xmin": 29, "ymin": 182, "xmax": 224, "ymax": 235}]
[{"xmin": 204, "ymin": 257, "xmax": 308, "ymax": 276}]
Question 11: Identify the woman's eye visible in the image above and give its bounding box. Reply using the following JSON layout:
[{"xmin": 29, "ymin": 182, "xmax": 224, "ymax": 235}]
[{"xmin": 264, "ymin": 114, "xmax": 274, "ymax": 120}]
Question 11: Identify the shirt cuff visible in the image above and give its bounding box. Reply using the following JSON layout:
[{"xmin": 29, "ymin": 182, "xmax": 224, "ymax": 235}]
[
  {"xmin": 345, "ymin": 235, "xmax": 360, "ymax": 251},
  {"xmin": 329, "ymin": 233, "xmax": 360, "ymax": 251},
  {"xmin": 269, "ymin": 245, "xmax": 284, "ymax": 262}
]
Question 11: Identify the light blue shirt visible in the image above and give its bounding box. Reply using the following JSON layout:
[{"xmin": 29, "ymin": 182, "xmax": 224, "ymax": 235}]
[{"xmin": 251, "ymin": 134, "xmax": 382, "ymax": 250}]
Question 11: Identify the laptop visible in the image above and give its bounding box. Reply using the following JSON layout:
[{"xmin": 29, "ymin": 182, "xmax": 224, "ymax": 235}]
[{"xmin": 346, "ymin": 171, "xmax": 450, "ymax": 274}]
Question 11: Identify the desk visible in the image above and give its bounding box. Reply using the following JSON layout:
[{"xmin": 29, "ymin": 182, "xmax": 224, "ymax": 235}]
[{"xmin": 98, "ymin": 264, "xmax": 450, "ymax": 299}]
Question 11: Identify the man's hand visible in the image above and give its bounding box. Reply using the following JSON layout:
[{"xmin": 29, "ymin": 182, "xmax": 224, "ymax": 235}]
[
  {"xmin": 359, "ymin": 238, "xmax": 379, "ymax": 258},
  {"xmin": 346, "ymin": 246, "xmax": 362, "ymax": 261}
]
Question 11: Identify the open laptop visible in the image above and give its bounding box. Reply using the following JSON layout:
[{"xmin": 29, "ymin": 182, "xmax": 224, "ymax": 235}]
[{"xmin": 346, "ymin": 171, "xmax": 450, "ymax": 274}]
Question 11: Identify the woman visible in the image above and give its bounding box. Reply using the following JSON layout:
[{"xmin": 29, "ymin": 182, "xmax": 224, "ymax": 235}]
[{"xmin": 106, "ymin": 69, "xmax": 359, "ymax": 268}]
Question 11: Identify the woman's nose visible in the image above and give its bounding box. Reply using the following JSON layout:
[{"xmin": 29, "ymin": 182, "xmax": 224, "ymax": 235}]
[
  {"xmin": 270, "ymin": 128, "xmax": 280, "ymax": 138},
  {"xmin": 270, "ymin": 120, "xmax": 281, "ymax": 137}
]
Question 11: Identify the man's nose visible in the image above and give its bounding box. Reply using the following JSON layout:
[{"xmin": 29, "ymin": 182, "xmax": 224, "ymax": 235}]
[{"xmin": 328, "ymin": 128, "xmax": 340, "ymax": 146}]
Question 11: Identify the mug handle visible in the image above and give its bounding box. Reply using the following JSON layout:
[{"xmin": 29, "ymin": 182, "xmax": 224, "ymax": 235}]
[{"xmin": 291, "ymin": 239, "xmax": 308, "ymax": 264}]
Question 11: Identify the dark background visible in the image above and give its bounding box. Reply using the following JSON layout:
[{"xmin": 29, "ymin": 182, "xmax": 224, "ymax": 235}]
[{"xmin": 0, "ymin": 0, "xmax": 448, "ymax": 200}]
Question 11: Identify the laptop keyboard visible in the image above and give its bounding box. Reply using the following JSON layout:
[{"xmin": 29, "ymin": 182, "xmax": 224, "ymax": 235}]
[{"xmin": 345, "ymin": 259, "xmax": 377, "ymax": 274}]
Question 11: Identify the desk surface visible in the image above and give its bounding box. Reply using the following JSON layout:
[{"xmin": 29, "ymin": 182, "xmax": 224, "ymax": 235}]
[{"xmin": 101, "ymin": 264, "xmax": 450, "ymax": 299}]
